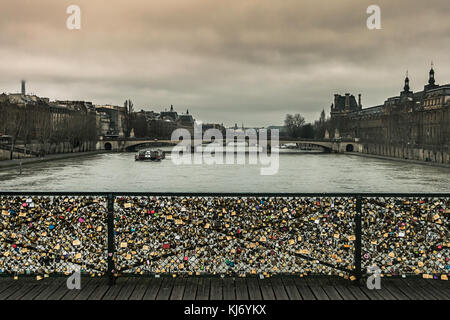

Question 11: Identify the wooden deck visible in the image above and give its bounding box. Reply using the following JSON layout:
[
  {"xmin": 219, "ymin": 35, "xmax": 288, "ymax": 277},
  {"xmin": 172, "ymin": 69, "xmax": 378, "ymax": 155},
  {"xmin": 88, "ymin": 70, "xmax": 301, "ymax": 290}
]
[{"xmin": 0, "ymin": 276, "xmax": 448, "ymax": 300}]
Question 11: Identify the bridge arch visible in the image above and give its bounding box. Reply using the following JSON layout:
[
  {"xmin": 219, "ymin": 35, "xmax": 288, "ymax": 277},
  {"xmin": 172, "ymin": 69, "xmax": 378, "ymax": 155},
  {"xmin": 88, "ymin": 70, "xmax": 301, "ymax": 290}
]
[
  {"xmin": 104, "ymin": 142, "xmax": 112, "ymax": 151},
  {"xmin": 345, "ymin": 144, "xmax": 354, "ymax": 152},
  {"xmin": 124, "ymin": 141, "xmax": 177, "ymax": 152}
]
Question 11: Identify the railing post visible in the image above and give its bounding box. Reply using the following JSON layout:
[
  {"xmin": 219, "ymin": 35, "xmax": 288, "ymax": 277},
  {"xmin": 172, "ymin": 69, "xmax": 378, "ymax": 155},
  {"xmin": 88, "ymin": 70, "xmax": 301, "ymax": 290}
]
[
  {"xmin": 354, "ymin": 195, "xmax": 362, "ymax": 282},
  {"xmin": 107, "ymin": 193, "xmax": 116, "ymax": 286}
]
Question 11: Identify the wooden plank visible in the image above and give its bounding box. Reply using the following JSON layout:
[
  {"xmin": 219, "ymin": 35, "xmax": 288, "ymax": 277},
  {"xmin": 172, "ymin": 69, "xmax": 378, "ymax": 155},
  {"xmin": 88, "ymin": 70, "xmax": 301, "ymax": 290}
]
[
  {"xmin": 423, "ymin": 278, "xmax": 449, "ymax": 290},
  {"xmin": 128, "ymin": 278, "xmax": 151, "ymax": 300},
  {"xmin": 382, "ymin": 279, "xmax": 409, "ymax": 300},
  {"xmin": 234, "ymin": 278, "xmax": 249, "ymax": 300},
  {"xmin": 372, "ymin": 283, "xmax": 397, "ymax": 300},
  {"xmin": 7, "ymin": 276, "xmax": 444, "ymax": 301},
  {"xmin": 47, "ymin": 279, "xmax": 72, "ymax": 301},
  {"xmin": 182, "ymin": 277, "xmax": 198, "ymax": 300},
  {"xmin": 169, "ymin": 277, "xmax": 186, "ymax": 300},
  {"xmin": 309, "ymin": 285, "xmax": 329, "ymax": 300},
  {"xmin": 347, "ymin": 285, "xmax": 369, "ymax": 300},
  {"xmin": 88, "ymin": 279, "xmax": 110, "ymax": 300},
  {"xmin": 6, "ymin": 282, "xmax": 37, "ymax": 300},
  {"xmin": 246, "ymin": 278, "xmax": 262, "ymax": 300},
  {"xmin": 0, "ymin": 280, "xmax": 17, "ymax": 296},
  {"xmin": 258, "ymin": 277, "xmax": 275, "ymax": 300},
  {"xmin": 305, "ymin": 278, "xmax": 329, "ymax": 300},
  {"xmin": 406, "ymin": 279, "xmax": 441, "ymax": 300},
  {"xmin": 357, "ymin": 286, "xmax": 385, "ymax": 300},
  {"xmin": 34, "ymin": 278, "xmax": 66, "ymax": 300},
  {"xmin": 329, "ymin": 278, "xmax": 355, "ymax": 300},
  {"xmin": 102, "ymin": 277, "xmax": 129, "ymax": 300},
  {"xmin": 322, "ymin": 285, "xmax": 343, "ymax": 300},
  {"xmin": 156, "ymin": 277, "xmax": 174, "ymax": 300},
  {"xmin": 196, "ymin": 278, "xmax": 211, "ymax": 300},
  {"xmin": 270, "ymin": 278, "xmax": 289, "ymax": 300},
  {"xmin": 3, "ymin": 282, "xmax": 30, "ymax": 300},
  {"xmin": 315, "ymin": 277, "xmax": 342, "ymax": 300},
  {"xmin": 115, "ymin": 278, "xmax": 138, "ymax": 300},
  {"xmin": 390, "ymin": 279, "xmax": 424, "ymax": 300},
  {"xmin": 408, "ymin": 278, "xmax": 448, "ymax": 300},
  {"xmin": 60, "ymin": 278, "xmax": 92, "ymax": 300},
  {"xmin": 142, "ymin": 277, "xmax": 163, "ymax": 300},
  {"xmin": 223, "ymin": 277, "xmax": 236, "ymax": 300},
  {"xmin": 210, "ymin": 278, "xmax": 223, "ymax": 300},
  {"xmin": 281, "ymin": 277, "xmax": 302, "ymax": 300},
  {"xmin": 73, "ymin": 278, "xmax": 100, "ymax": 300},
  {"xmin": 21, "ymin": 280, "xmax": 53, "ymax": 300},
  {"xmin": 294, "ymin": 278, "xmax": 316, "ymax": 300},
  {"xmin": 419, "ymin": 279, "xmax": 450, "ymax": 298}
]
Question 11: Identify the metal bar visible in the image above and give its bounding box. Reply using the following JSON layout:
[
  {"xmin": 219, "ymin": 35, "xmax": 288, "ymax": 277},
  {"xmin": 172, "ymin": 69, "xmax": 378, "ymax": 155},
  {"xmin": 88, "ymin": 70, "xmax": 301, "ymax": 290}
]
[
  {"xmin": 0, "ymin": 191, "xmax": 450, "ymax": 197},
  {"xmin": 107, "ymin": 193, "xmax": 116, "ymax": 286},
  {"xmin": 354, "ymin": 196, "xmax": 362, "ymax": 282}
]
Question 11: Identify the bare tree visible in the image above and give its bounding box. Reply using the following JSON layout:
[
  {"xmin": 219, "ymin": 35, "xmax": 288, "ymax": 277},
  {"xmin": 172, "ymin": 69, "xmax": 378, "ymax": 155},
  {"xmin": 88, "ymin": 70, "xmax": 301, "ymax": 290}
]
[
  {"xmin": 124, "ymin": 99, "xmax": 134, "ymax": 137},
  {"xmin": 284, "ymin": 113, "xmax": 305, "ymax": 138}
]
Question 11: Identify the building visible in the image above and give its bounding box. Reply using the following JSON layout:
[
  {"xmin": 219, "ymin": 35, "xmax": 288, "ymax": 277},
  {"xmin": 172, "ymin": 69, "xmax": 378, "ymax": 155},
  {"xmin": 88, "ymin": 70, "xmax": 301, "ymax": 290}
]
[
  {"xmin": 0, "ymin": 83, "xmax": 98, "ymax": 159},
  {"xmin": 95, "ymin": 104, "xmax": 126, "ymax": 138},
  {"xmin": 328, "ymin": 65, "xmax": 450, "ymax": 163},
  {"xmin": 160, "ymin": 104, "xmax": 179, "ymax": 121}
]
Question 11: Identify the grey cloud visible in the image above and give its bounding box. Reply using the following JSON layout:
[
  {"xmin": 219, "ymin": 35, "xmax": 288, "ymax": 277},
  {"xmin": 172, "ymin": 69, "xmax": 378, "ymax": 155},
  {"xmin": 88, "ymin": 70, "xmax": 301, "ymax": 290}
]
[{"xmin": 0, "ymin": 0, "xmax": 449, "ymax": 126}]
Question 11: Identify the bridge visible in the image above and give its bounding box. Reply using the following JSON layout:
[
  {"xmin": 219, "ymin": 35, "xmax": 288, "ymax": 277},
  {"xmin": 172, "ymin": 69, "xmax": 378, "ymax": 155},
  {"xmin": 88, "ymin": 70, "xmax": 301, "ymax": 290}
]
[
  {"xmin": 97, "ymin": 138, "xmax": 361, "ymax": 153},
  {"xmin": 0, "ymin": 192, "xmax": 448, "ymax": 301}
]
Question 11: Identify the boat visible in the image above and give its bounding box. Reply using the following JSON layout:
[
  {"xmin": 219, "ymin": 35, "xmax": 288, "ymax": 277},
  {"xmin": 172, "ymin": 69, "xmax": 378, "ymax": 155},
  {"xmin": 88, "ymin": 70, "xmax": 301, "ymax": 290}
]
[{"xmin": 135, "ymin": 148, "xmax": 166, "ymax": 161}]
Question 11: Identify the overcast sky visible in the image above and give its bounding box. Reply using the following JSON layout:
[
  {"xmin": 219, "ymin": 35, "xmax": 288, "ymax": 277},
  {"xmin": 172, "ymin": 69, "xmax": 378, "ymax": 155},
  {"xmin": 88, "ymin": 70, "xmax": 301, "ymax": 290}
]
[{"xmin": 1, "ymin": 0, "xmax": 449, "ymax": 127}]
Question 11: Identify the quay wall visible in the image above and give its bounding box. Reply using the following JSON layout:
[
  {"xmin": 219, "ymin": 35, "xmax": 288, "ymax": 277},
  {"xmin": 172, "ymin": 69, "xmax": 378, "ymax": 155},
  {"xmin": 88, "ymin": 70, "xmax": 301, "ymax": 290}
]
[
  {"xmin": 361, "ymin": 143, "xmax": 450, "ymax": 165},
  {"xmin": 0, "ymin": 141, "xmax": 97, "ymax": 161}
]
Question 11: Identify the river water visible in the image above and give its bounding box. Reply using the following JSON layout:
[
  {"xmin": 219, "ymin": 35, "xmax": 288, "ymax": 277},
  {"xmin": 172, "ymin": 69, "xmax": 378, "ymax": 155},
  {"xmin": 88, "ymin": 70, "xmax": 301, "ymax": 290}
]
[{"xmin": 0, "ymin": 151, "xmax": 449, "ymax": 192}]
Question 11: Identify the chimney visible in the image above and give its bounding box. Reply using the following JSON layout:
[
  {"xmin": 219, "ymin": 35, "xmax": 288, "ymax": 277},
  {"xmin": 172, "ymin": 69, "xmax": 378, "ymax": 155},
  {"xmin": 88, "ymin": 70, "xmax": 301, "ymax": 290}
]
[
  {"xmin": 21, "ymin": 80, "xmax": 26, "ymax": 95},
  {"xmin": 345, "ymin": 93, "xmax": 350, "ymax": 109},
  {"xmin": 334, "ymin": 94, "xmax": 339, "ymax": 110},
  {"xmin": 358, "ymin": 94, "xmax": 362, "ymax": 109}
]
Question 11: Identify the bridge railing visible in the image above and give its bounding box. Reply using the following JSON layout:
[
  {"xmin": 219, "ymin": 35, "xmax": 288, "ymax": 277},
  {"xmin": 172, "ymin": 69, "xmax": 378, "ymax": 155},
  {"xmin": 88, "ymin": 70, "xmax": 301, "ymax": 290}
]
[{"xmin": 0, "ymin": 193, "xmax": 448, "ymax": 283}]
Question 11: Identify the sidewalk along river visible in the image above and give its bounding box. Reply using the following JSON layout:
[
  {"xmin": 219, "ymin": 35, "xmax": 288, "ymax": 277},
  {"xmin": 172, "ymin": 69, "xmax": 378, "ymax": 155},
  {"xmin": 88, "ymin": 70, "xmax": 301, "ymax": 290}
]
[{"xmin": 0, "ymin": 152, "xmax": 449, "ymax": 192}]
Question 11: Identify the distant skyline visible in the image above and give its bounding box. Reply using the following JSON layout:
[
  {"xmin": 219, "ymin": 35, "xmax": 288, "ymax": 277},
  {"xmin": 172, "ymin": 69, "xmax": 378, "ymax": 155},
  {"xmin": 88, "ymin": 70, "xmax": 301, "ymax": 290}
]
[{"xmin": 1, "ymin": 0, "xmax": 449, "ymax": 127}]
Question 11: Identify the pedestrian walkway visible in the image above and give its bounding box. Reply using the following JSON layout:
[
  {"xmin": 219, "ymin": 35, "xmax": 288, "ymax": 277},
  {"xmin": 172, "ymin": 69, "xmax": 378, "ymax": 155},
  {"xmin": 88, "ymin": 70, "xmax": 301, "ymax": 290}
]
[
  {"xmin": 0, "ymin": 150, "xmax": 106, "ymax": 169},
  {"xmin": 0, "ymin": 276, "xmax": 448, "ymax": 300}
]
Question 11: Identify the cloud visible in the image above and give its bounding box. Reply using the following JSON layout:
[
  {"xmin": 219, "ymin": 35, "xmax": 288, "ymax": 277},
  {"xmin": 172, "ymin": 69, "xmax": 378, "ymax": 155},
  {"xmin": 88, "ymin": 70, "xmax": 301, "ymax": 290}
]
[{"xmin": 1, "ymin": 0, "xmax": 449, "ymax": 126}]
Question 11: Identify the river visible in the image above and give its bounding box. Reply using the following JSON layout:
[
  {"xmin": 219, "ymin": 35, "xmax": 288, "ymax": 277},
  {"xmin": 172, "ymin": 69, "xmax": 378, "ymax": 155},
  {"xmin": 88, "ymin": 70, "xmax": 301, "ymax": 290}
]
[{"xmin": 0, "ymin": 151, "xmax": 449, "ymax": 192}]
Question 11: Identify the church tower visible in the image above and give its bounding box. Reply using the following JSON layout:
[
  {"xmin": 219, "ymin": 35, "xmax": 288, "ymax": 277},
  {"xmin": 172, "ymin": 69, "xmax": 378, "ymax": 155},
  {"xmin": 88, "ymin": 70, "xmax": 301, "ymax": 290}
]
[
  {"xmin": 403, "ymin": 71, "xmax": 411, "ymax": 93},
  {"xmin": 424, "ymin": 62, "xmax": 438, "ymax": 91}
]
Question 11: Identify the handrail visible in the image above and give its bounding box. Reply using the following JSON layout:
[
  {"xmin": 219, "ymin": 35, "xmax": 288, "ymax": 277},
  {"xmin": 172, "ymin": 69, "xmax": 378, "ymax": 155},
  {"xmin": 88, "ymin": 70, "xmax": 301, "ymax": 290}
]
[{"xmin": 1, "ymin": 192, "xmax": 450, "ymax": 197}]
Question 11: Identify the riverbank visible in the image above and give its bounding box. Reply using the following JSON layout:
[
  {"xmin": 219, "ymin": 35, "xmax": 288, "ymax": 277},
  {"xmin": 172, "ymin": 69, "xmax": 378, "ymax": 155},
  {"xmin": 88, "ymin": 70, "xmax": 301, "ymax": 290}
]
[
  {"xmin": 348, "ymin": 152, "xmax": 450, "ymax": 169},
  {"xmin": 0, "ymin": 150, "xmax": 108, "ymax": 170}
]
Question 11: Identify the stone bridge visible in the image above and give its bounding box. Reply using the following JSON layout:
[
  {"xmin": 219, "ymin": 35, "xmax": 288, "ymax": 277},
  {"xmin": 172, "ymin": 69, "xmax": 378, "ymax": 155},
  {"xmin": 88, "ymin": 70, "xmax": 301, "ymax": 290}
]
[{"xmin": 97, "ymin": 138, "xmax": 361, "ymax": 153}]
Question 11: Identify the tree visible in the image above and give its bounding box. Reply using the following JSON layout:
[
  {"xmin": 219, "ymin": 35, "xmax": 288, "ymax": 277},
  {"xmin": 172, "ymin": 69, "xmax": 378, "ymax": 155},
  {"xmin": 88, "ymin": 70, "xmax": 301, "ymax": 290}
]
[
  {"xmin": 124, "ymin": 99, "xmax": 134, "ymax": 137},
  {"xmin": 4, "ymin": 103, "xmax": 27, "ymax": 159},
  {"xmin": 300, "ymin": 123, "xmax": 315, "ymax": 139},
  {"xmin": 133, "ymin": 113, "xmax": 148, "ymax": 137},
  {"xmin": 313, "ymin": 109, "xmax": 328, "ymax": 139},
  {"xmin": 284, "ymin": 113, "xmax": 305, "ymax": 138}
]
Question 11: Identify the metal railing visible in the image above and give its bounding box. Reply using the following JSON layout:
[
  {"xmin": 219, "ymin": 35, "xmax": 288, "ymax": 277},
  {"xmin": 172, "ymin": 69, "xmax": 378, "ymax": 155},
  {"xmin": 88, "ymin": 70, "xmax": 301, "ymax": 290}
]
[{"xmin": 0, "ymin": 192, "xmax": 448, "ymax": 285}]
